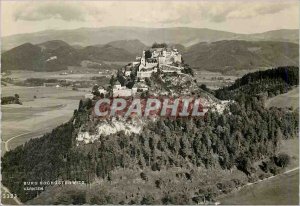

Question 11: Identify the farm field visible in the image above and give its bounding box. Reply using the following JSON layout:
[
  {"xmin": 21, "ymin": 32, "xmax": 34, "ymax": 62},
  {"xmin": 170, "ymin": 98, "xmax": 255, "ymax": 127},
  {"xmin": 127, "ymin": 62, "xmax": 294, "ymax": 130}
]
[
  {"xmin": 194, "ymin": 70, "xmax": 238, "ymax": 90},
  {"xmin": 265, "ymin": 87, "xmax": 299, "ymax": 111},
  {"xmin": 5, "ymin": 69, "xmax": 108, "ymax": 81},
  {"xmin": 1, "ymin": 85, "xmax": 87, "ymax": 155},
  {"xmin": 218, "ymin": 169, "xmax": 299, "ymax": 205},
  {"xmin": 279, "ymin": 138, "xmax": 299, "ymax": 169}
]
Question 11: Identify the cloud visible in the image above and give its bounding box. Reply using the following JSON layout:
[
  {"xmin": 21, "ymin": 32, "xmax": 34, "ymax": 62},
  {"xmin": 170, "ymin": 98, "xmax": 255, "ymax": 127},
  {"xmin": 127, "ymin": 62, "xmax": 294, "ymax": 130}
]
[
  {"xmin": 13, "ymin": 2, "xmax": 104, "ymax": 22},
  {"xmin": 9, "ymin": 1, "xmax": 298, "ymax": 27},
  {"xmin": 144, "ymin": 1, "xmax": 296, "ymax": 24},
  {"xmin": 198, "ymin": 2, "xmax": 295, "ymax": 23}
]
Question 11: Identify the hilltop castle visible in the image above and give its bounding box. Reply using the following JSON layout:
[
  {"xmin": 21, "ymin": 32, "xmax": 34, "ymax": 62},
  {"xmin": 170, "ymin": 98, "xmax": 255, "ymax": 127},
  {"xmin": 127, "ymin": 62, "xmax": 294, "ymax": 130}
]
[
  {"xmin": 86, "ymin": 45, "xmax": 185, "ymax": 98},
  {"xmin": 137, "ymin": 47, "xmax": 183, "ymax": 79}
]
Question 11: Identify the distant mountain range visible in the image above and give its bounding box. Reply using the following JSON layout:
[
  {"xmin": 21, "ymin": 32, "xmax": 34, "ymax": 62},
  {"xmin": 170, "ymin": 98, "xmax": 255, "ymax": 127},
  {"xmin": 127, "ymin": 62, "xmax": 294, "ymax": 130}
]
[
  {"xmin": 2, "ymin": 27, "xmax": 298, "ymax": 51},
  {"xmin": 2, "ymin": 38, "xmax": 298, "ymax": 72},
  {"xmin": 182, "ymin": 40, "xmax": 299, "ymax": 72}
]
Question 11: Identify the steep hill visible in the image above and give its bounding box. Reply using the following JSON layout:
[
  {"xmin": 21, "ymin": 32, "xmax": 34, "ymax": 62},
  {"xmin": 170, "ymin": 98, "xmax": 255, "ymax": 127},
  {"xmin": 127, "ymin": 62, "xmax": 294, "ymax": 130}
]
[
  {"xmin": 106, "ymin": 39, "xmax": 148, "ymax": 55},
  {"xmin": 1, "ymin": 41, "xmax": 136, "ymax": 71},
  {"xmin": 183, "ymin": 40, "xmax": 299, "ymax": 72},
  {"xmin": 215, "ymin": 66, "xmax": 299, "ymax": 100},
  {"xmin": 1, "ymin": 43, "xmax": 44, "ymax": 71},
  {"xmin": 37, "ymin": 40, "xmax": 72, "ymax": 51},
  {"xmin": 1, "ymin": 41, "xmax": 82, "ymax": 71},
  {"xmin": 80, "ymin": 44, "xmax": 135, "ymax": 62},
  {"xmin": 2, "ymin": 27, "xmax": 298, "ymax": 51},
  {"xmin": 2, "ymin": 65, "xmax": 299, "ymax": 204}
]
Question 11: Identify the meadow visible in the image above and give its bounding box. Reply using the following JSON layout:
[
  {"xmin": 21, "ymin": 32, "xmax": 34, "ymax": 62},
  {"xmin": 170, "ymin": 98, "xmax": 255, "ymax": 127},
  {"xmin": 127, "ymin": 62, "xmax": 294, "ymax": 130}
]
[
  {"xmin": 1, "ymin": 85, "xmax": 87, "ymax": 155},
  {"xmin": 265, "ymin": 87, "xmax": 299, "ymax": 111},
  {"xmin": 194, "ymin": 70, "xmax": 238, "ymax": 90},
  {"xmin": 218, "ymin": 169, "xmax": 299, "ymax": 205},
  {"xmin": 6, "ymin": 68, "xmax": 109, "ymax": 82}
]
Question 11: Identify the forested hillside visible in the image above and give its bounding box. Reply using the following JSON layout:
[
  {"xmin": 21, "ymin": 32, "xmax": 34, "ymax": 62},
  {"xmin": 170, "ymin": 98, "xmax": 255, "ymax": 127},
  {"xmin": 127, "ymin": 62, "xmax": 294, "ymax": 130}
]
[
  {"xmin": 215, "ymin": 66, "xmax": 299, "ymax": 100},
  {"xmin": 2, "ymin": 67, "xmax": 299, "ymax": 204}
]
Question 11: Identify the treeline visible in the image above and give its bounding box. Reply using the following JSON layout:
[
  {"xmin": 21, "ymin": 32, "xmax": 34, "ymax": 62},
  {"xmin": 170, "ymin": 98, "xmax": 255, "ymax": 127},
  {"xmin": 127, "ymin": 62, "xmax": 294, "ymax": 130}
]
[
  {"xmin": 152, "ymin": 42, "xmax": 168, "ymax": 48},
  {"xmin": 1, "ymin": 94, "xmax": 21, "ymax": 105},
  {"xmin": 215, "ymin": 66, "xmax": 299, "ymax": 100},
  {"xmin": 1, "ymin": 122, "xmax": 76, "ymax": 202}
]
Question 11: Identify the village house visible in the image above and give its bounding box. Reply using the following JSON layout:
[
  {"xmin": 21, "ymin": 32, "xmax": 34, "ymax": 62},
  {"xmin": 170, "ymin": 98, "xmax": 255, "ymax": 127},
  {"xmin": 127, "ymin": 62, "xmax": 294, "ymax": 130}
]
[
  {"xmin": 43, "ymin": 82, "xmax": 60, "ymax": 87},
  {"xmin": 84, "ymin": 86, "xmax": 107, "ymax": 99},
  {"xmin": 135, "ymin": 82, "xmax": 149, "ymax": 91},
  {"xmin": 137, "ymin": 67, "xmax": 158, "ymax": 79},
  {"xmin": 125, "ymin": 71, "xmax": 131, "ymax": 77},
  {"xmin": 99, "ymin": 87, "xmax": 107, "ymax": 95},
  {"xmin": 111, "ymin": 80, "xmax": 150, "ymax": 97},
  {"xmin": 113, "ymin": 80, "xmax": 137, "ymax": 97}
]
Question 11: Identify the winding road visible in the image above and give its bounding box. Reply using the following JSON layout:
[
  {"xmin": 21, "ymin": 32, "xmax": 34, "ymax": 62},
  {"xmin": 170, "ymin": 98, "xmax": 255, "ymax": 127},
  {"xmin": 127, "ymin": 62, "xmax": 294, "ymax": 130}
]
[{"xmin": 3, "ymin": 129, "xmax": 53, "ymax": 152}]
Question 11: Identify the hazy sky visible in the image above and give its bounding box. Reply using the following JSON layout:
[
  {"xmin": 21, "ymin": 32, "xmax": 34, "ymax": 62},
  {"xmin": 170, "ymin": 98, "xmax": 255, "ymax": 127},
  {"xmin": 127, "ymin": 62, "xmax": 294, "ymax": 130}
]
[{"xmin": 1, "ymin": 0, "xmax": 299, "ymax": 36}]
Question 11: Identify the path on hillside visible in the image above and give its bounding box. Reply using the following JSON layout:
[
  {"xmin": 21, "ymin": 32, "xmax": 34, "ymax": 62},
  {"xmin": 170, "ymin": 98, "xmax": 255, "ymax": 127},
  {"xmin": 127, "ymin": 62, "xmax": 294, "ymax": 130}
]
[
  {"xmin": 4, "ymin": 132, "xmax": 32, "ymax": 152},
  {"xmin": 245, "ymin": 166, "xmax": 299, "ymax": 187},
  {"xmin": 218, "ymin": 167, "xmax": 299, "ymax": 203},
  {"xmin": 2, "ymin": 184, "xmax": 22, "ymax": 205}
]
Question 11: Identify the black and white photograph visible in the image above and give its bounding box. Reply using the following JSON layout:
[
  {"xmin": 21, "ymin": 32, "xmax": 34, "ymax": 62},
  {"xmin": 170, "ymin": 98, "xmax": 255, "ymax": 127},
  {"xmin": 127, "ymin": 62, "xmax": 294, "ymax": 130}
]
[{"xmin": 1, "ymin": 0, "xmax": 299, "ymax": 205}]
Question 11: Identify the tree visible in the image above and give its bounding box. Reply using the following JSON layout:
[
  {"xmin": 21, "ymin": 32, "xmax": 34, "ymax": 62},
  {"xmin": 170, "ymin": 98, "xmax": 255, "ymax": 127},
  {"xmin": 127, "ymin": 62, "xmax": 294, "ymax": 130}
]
[
  {"xmin": 152, "ymin": 42, "xmax": 167, "ymax": 48},
  {"xmin": 140, "ymin": 172, "xmax": 148, "ymax": 181},
  {"xmin": 14, "ymin": 93, "xmax": 20, "ymax": 99},
  {"xmin": 155, "ymin": 179, "xmax": 162, "ymax": 188},
  {"xmin": 145, "ymin": 50, "xmax": 152, "ymax": 59},
  {"xmin": 236, "ymin": 156, "xmax": 252, "ymax": 175},
  {"xmin": 92, "ymin": 85, "xmax": 100, "ymax": 96},
  {"xmin": 141, "ymin": 195, "xmax": 154, "ymax": 204},
  {"xmin": 71, "ymin": 192, "xmax": 86, "ymax": 205},
  {"xmin": 145, "ymin": 78, "xmax": 151, "ymax": 87},
  {"xmin": 275, "ymin": 153, "xmax": 290, "ymax": 168}
]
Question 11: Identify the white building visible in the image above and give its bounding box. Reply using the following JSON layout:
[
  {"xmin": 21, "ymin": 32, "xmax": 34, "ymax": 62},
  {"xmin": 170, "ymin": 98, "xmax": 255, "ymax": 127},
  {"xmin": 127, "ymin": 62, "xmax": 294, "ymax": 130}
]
[
  {"xmin": 114, "ymin": 80, "xmax": 124, "ymax": 90},
  {"xmin": 137, "ymin": 67, "xmax": 157, "ymax": 79},
  {"xmin": 135, "ymin": 82, "xmax": 149, "ymax": 91},
  {"xmin": 113, "ymin": 80, "xmax": 137, "ymax": 97},
  {"xmin": 125, "ymin": 71, "xmax": 131, "ymax": 77},
  {"xmin": 161, "ymin": 65, "xmax": 183, "ymax": 73},
  {"xmin": 85, "ymin": 93, "xmax": 94, "ymax": 99},
  {"xmin": 46, "ymin": 56, "xmax": 57, "ymax": 62},
  {"xmin": 99, "ymin": 88, "xmax": 107, "ymax": 95}
]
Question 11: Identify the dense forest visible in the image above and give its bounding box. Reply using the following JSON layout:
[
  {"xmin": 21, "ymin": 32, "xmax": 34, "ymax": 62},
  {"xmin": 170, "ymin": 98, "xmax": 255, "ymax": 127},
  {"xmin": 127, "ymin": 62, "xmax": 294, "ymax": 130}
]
[
  {"xmin": 215, "ymin": 66, "xmax": 299, "ymax": 100},
  {"xmin": 1, "ymin": 66, "xmax": 299, "ymax": 204}
]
